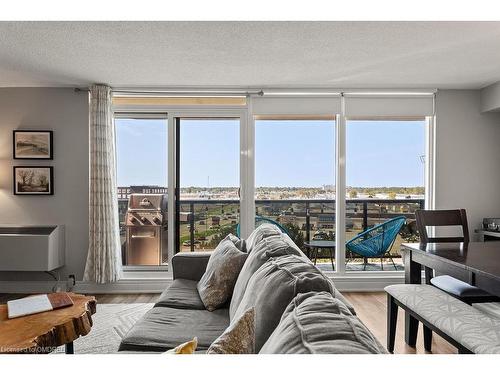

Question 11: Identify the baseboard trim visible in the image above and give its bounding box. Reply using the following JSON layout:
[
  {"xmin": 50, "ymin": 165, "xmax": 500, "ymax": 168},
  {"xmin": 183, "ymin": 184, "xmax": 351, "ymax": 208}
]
[
  {"xmin": 0, "ymin": 280, "xmax": 69, "ymax": 294},
  {"xmin": 74, "ymin": 279, "xmax": 172, "ymax": 294},
  {"xmin": 1, "ymin": 275, "xmax": 409, "ymax": 294},
  {"xmin": 332, "ymin": 275, "xmax": 407, "ymax": 292}
]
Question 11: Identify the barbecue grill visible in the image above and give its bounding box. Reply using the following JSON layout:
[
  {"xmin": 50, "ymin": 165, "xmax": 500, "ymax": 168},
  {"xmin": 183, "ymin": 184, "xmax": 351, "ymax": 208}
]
[{"xmin": 125, "ymin": 194, "xmax": 168, "ymax": 265}]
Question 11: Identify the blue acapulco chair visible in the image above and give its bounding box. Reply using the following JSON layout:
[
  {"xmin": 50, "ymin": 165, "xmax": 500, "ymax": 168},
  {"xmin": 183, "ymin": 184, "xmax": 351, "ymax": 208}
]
[
  {"xmin": 345, "ymin": 216, "xmax": 406, "ymax": 271},
  {"xmin": 236, "ymin": 216, "xmax": 290, "ymax": 237}
]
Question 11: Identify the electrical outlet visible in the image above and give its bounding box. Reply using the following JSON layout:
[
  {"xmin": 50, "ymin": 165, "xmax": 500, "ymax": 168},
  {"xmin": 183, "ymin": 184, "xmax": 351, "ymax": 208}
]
[{"xmin": 67, "ymin": 274, "xmax": 76, "ymax": 291}]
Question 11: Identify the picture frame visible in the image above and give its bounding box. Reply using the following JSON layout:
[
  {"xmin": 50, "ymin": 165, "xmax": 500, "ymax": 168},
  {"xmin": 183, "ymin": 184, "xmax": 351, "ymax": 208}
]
[
  {"xmin": 13, "ymin": 166, "xmax": 54, "ymax": 195},
  {"xmin": 13, "ymin": 130, "xmax": 53, "ymax": 160}
]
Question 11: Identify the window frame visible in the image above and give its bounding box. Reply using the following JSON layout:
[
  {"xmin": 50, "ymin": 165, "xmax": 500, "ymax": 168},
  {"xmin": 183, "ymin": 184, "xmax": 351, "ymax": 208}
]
[
  {"xmin": 339, "ymin": 115, "xmax": 434, "ymax": 276},
  {"xmin": 112, "ymin": 95, "xmax": 436, "ymax": 281},
  {"xmin": 113, "ymin": 112, "xmax": 169, "ymax": 272},
  {"xmin": 253, "ymin": 116, "xmax": 338, "ymax": 272}
]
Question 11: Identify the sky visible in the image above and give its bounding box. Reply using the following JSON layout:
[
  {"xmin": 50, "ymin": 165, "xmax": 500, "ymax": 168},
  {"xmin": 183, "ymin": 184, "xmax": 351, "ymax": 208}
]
[
  {"xmin": 116, "ymin": 118, "xmax": 168, "ymax": 186},
  {"xmin": 115, "ymin": 118, "xmax": 425, "ymax": 188}
]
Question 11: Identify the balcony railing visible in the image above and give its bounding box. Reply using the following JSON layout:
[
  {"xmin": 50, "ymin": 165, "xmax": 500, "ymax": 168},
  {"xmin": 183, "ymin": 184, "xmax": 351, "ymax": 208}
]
[{"xmin": 177, "ymin": 199, "xmax": 425, "ymax": 258}]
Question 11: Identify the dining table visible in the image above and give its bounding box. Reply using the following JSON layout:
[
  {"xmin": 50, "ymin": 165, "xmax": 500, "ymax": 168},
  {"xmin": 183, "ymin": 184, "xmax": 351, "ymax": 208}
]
[{"xmin": 400, "ymin": 241, "xmax": 500, "ymax": 346}]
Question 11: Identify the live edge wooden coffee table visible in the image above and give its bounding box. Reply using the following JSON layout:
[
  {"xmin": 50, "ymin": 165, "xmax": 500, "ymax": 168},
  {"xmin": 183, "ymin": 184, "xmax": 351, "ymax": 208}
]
[{"xmin": 0, "ymin": 293, "xmax": 96, "ymax": 354}]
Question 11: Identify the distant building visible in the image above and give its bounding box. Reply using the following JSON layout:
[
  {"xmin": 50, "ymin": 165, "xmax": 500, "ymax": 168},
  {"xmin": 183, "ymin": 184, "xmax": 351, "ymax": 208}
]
[
  {"xmin": 179, "ymin": 212, "xmax": 193, "ymax": 223},
  {"xmin": 117, "ymin": 187, "xmax": 131, "ymax": 200},
  {"xmin": 117, "ymin": 185, "xmax": 168, "ymax": 201},
  {"xmin": 317, "ymin": 214, "xmax": 335, "ymax": 230},
  {"xmin": 278, "ymin": 211, "xmax": 297, "ymax": 225}
]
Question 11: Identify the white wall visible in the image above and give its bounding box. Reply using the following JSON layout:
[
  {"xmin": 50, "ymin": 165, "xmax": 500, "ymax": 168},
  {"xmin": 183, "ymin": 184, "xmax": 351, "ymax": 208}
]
[
  {"xmin": 480, "ymin": 82, "xmax": 500, "ymax": 113},
  {"xmin": 0, "ymin": 88, "xmax": 89, "ymax": 283},
  {"xmin": 435, "ymin": 90, "xmax": 500, "ymax": 238}
]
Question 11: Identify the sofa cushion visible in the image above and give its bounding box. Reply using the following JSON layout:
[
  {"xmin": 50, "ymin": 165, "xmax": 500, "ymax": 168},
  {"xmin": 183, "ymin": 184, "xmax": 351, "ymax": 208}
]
[
  {"xmin": 232, "ymin": 254, "xmax": 334, "ymax": 352},
  {"xmin": 333, "ymin": 287, "xmax": 356, "ymax": 316},
  {"xmin": 260, "ymin": 292, "xmax": 386, "ymax": 354},
  {"xmin": 197, "ymin": 236, "xmax": 247, "ymax": 311},
  {"xmin": 155, "ymin": 279, "xmax": 205, "ymax": 310},
  {"xmin": 118, "ymin": 306, "xmax": 230, "ymax": 352},
  {"xmin": 244, "ymin": 223, "xmax": 282, "ymax": 254},
  {"xmin": 172, "ymin": 252, "xmax": 212, "ymax": 281},
  {"xmin": 230, "ymin": 233, "xmax": 308, "ymax": 320}
]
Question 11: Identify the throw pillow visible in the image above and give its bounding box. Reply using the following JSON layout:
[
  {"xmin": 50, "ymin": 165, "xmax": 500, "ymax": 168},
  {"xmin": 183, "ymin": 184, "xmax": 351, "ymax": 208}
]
[
  {"xmin": 207, "ymin": 307, "xmax": 255, "ymax": 354},
  {"xmin": 165, "ymin": 337, "xmax": 198, "ymax": 354},
  {"xmin": 197, "ymin": 235, "xmax": 248, "ymax": 311},
  {"xmin": 226, "ymin": 233, "xmax": 245, "ymax": 252}
]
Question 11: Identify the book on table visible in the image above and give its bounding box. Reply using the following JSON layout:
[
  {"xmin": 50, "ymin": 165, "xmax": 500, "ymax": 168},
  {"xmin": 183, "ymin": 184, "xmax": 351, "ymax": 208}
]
[{"xmin": 7, "ymin": 293, "xmax": 74, "ymax": 319}]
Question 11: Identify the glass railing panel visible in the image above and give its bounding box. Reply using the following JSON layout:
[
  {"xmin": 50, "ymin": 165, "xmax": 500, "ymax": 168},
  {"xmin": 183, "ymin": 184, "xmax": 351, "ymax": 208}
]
[
  {"xmin": 345, "ymin": 199, "xmax": 423, "ymax": 271},
  {"xmin": 177, "ymin": 198, "xmax": 423, "ymax": 272},
  {"xmin": 178, "ymin": 201, "xmax": 239, "ymax": 252}
]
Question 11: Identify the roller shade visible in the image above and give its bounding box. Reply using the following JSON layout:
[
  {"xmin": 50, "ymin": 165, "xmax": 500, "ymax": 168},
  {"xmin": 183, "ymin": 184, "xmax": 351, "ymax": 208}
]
[
  {"xmin": 344, "ymin": 94, "xmax": 435, "ymax": 118},
  {"xmin": 251, "ymin": 96, "xmax": 341, "ymax": 117}
]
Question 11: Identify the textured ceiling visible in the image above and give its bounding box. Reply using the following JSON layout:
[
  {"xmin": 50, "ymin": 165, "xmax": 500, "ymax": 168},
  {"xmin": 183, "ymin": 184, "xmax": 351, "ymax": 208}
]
[{"xmin": 1, "ymin": 21, "xmax": 500, "ymax": 89}]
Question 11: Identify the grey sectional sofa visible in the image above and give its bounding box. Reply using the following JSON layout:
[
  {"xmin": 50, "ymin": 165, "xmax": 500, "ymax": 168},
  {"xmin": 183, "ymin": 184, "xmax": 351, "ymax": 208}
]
[{"xmin": 118, "ymin": 224, "xmax": 386, "ymax": 354}]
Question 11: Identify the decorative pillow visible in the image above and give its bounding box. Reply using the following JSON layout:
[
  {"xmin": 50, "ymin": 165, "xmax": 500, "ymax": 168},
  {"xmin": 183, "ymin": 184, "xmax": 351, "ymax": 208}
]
[
  {"xmin": 207, "ymin": 307, "xmax": 255, "ymax": 354},
  {"xmin": 197, "ymin": 236, "xmax": 247, "ymax": 311},
  {"xmin": 226, "ymin": 233, "xmax": 245, "ymax": 252},
  {"xmin": 260, "ymin": 292, "xmax": 387, "ymax": 354},
  {"xmin": 229, "ymin": 233, "xmax": 308, "ymax": 320},
  {"xmin": 165, "ymin": 337, "xmax": 198, "ymax": 354}
]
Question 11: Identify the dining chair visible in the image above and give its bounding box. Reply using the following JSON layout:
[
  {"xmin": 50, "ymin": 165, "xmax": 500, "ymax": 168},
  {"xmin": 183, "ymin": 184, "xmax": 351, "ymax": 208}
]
[{"xmin": 415, "ymin": 209, "xmax": 500, "ymax": 304}]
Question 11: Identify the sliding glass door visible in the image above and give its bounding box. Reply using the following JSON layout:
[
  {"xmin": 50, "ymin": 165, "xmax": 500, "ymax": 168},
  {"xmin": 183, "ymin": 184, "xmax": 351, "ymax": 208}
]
[
  {"xmin": 254, "ymin": 119, "xmax": 336, "ymax": 271},
  {"xmin": 115, "ymin": 116, "xmax": 169, "ymax": 267},
  {"xmin": 345, "ymin": 119, "xmax": 426, "ymax": 272},
  {"xmin": 176, "ymin": 118, "xmax": 240, "ymax": 253},
  {"xmin": 113, "ymin": 93, "xmax": 433, "ymax": 276}
]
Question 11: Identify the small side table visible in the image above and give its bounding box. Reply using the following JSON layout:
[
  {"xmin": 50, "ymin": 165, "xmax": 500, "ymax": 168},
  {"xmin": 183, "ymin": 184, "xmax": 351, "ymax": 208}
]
[
  {"xmin": 0, "ymin": 293, "xmax": 96, "ymax": 354},
  {"xmin": 304, "ymin": 240, "xmax": 336, "ymax": 271}
]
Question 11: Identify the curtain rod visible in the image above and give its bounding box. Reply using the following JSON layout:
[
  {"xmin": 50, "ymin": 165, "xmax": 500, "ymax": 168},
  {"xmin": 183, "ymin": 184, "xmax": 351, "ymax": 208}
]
[
  {"xmin": 75, "ymin": 87, "xmax": 436, "ymax": 97},
  {"xmin": 74, "ymin": 88, "xmax": 264, "ymax": 97}
]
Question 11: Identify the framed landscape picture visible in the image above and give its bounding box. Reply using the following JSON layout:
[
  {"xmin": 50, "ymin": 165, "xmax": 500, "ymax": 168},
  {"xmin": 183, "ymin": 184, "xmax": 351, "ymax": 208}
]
[
  {"xmin": 13, "ymin": 166, "xmax": 54, "ymax": 195},
  {"xmin": 13, "ymin": 130, "xmax": 53, "ymax": 159}
]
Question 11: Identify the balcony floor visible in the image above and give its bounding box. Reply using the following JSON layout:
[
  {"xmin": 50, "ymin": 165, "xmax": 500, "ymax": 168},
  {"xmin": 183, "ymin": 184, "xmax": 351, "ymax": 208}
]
[{"xmin": 316, "ymin": 260, "xmax": 404, "ymax": 272}]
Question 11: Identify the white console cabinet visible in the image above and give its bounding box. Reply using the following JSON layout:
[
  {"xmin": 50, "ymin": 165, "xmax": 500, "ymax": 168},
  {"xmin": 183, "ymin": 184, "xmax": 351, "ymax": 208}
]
[{"xmin": 0, "ymin": 225, "xmax": 64, "ymax": 271}]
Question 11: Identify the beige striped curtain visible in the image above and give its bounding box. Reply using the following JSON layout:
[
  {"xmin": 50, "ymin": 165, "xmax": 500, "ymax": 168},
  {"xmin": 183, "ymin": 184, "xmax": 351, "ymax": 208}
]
[{"xmin": 83, "ymin": 84, "xmax": 122, "ymax": 283}]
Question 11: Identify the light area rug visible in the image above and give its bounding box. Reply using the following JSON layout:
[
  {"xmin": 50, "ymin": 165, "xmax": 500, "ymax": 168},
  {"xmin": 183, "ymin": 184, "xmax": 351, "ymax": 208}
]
[{"xmin": 55, "ymin": 303, "xmax": 154, "ymax": 354}]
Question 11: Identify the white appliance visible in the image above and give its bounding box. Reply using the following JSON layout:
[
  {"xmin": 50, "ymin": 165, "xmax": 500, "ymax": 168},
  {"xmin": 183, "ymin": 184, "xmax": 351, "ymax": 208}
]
[{"xmin": 0, "ymin": 225, "xmax": 64, "ymax": 271}]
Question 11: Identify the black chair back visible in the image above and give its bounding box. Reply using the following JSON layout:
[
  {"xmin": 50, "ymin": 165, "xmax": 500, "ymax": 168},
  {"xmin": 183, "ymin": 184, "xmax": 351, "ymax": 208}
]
[{"xmin": 415, "ymin": 209, "xmax": 469, "ymax": 244}]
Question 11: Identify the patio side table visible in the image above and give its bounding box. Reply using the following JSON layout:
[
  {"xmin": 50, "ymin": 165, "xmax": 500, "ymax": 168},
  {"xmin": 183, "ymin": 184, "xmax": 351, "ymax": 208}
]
[{"xmin": 304, "ymin": 240, "xmax": 335, "ymax": 271}]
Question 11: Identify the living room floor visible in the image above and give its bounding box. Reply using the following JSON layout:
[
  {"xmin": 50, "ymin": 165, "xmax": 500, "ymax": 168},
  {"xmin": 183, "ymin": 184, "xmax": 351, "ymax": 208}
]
[{"xmin": 0, "ymin": 292, "xmax": 457, "ymax": 354}]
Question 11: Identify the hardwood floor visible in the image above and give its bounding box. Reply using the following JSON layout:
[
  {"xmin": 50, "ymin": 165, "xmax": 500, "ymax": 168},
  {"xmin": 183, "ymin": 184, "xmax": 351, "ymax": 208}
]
[
  {"xmin": 0, "ymin": 291, "xmax": 457, "ymax": 354},
  {"xmin": 0, "ymin": 293, "xmax": 159, "ymax": 305},
  {"xmin": 92, "ymin": 293, "xmax": 159, "ymax": 304}
]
